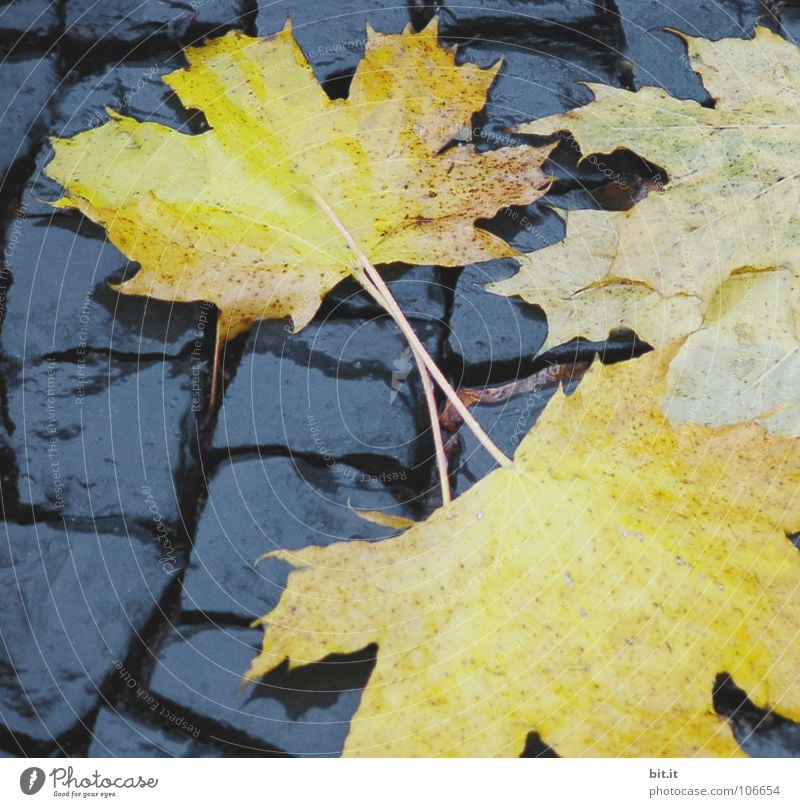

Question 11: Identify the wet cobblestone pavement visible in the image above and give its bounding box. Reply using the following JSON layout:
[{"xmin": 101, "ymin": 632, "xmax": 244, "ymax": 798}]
[{"xmin": 1, "ymin": 0, "xmax": 799, "ymax": 757}]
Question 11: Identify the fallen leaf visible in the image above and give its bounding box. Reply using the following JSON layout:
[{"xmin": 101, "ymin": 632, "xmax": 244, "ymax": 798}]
[
  {"xmin": 489, "ymin": 27, "xmax": 800, "ymax": 436},
  {"xmin": 46, "ymin": 19, "xmax": 552, "ymax": 341},
  {"xmin": 246, "ymin": 344, "xmax": 800, "ymax": 756}
]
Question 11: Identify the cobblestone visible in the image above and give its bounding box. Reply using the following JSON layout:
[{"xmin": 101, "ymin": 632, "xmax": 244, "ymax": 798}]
[{"xmin": 0, "ymin": 520, "xmax": 172, "ymax": 746}]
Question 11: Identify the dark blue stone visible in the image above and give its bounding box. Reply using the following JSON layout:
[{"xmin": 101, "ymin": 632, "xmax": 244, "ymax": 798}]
[
  {"xmin": 0, "ymin": 520, "xmax": 171, "ymax": 744},
  {"xmin": 446, "ymin": 259, "xmax": 550, "ymax": 388},
  {"xmin": 1, "ymin": 214, "xmax": 211, "ymax": 359},
  {"xmin": 0, "ymin": 54, "xmax": 58, "ymax": 196},
  {"xmin": 439, "ymin": 1, "xmax": 617, "ymax": 46},
  {"xmin": 463, "ymin": 38, "xmax": 618, "ymax": 146},
  {"xmin": 26, "ymin": 57, "xmax": 205, "ymax": 215},
  {"xmin": 449, "ymin": 374, "xmax": 561, "ymax": 496},
  {"xmin": 321, "ymin": 264, "xmax": 447, "ymax": 325},
  {"xmin": 63, "ymin": 0, "xmax": 250, "ymax": 48},
  {"xmin": 213, "ymin": 317, "xmax": 443, "ymax": 476},
  {"xmin": 6, "ymin": 355, "xmax": 205, "ymax": 528},
  {"xmin": 613, "ymin": 0, "xmax": 767, "ymax": 103},
  {"xmin": 0, "ymin": 0, "xmax": 61, "ymax": 42},
  {"xmin": 256, "ymin": 0, "xmax": 411, "ymax": 89},
  {"xmin": 89, "ymin": 708, "xmax": 225, "ymax": 757}
]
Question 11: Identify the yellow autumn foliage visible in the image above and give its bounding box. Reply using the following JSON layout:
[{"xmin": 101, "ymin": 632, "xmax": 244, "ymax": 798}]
[{"xmin": 247, "ymin": 344, "xmax": 800, "ymax": 757}]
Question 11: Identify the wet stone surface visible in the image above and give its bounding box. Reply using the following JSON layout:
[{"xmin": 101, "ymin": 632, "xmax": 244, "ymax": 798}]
[
  {"xmin": 0, "ymin": 520, "xmax": 172, "ymax": 746},
  {"xmin": 438, "ymin": 0, "xmax": 617, "ymax": 44},
  {"xmin": 483, "ymin": 200, "xmax": 567, "ymax": 255},
  {"xmin": 448, "ymin": 376, "xmax": 563, "ymax": 497},
  {"xmin": 89, "ymin": 708, "xmax": 226, "ymax": 758},
  {"xmin": 613, "ymin": 0, "xmax": 769, "ymax": 102},
  {"xmin": 0, "ymin": 53, "xmax": 58, "ymax": 196},
  {"xmin": 715, "ymin": 675, "xmax": 800, "ymax": 759},
  {"xmin": 213, "ymin": 317, "xmax": 444, "ymax": 479},
  {"xmin": 182, "ymin": 454, "xmax": 418, "ymax": 620},
  {"xmin": 6, "ymin": 355, "xmax": 206, "ymax": 529},
  {"xmin": 737, "ymin": 722, "xmax": 800, "ymax": 758},
  {"xmin": 461, "ymin": 37, "xmax": 619, "ymax": 147},
  {"xmin": 0, "ymin": 0, "xmax": 61, "ymax": 45},
  {"xmin": 447, "ymin": 260, "xmax": 548, "ymax": 388},
  {"xmin": 1, "ymin": 214, "xmax": 213, "ymax": 359},
  {"xmin": 0, "ymin": 419, "xmax": 16, "ymax": 511},
  {"xmin": 24, "ymin": 56, "xmax": 206, "ymax": 214},
  {"xmin": 149, "ymin": 623, "xmax": 373, "ymax": 756},
  {"xmin": 256, "ymin": 0, "xmax": 411, "ymax": 90},
  {"xmin": 782, "ymin": 6, "xmax": 800, "ymax": 43},
  {"xmin": 63, "ymin": 0, "xmax": 250, "ymax": 52},
  {"xmin": 319, "ymin": 263, "xmax": 448, "ymax": 323},
  {"xmin": 1, "ymin": 0, "xmax": 799, "ymax": 759}
]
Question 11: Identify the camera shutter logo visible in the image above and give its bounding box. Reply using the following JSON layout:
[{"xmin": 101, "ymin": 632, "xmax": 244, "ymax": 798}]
[{"xmin": 20, "ymin": 767, "xmax": 45, "ymax": 795}]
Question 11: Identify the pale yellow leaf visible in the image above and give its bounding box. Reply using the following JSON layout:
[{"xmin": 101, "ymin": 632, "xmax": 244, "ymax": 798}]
[
  {"xmin": 489, "ymin": 27, "xmax": 800, "ymax": 435},
  {"xmin": 46, "ymin": 19, "xmax": 552, "ymax": 341}
]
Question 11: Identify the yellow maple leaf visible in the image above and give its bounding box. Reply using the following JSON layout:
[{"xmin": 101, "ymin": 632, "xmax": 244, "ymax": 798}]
[
  {"xmin": 488, "ymin": 27, "xmax": 800, "ymax": 436},
  {"xmin": 45, "ymin": 19, "xmax": 552, "ymax": 342},
  {"xmin": 246, "ymin": 344, "xmax": 800, "ymax": 757}
]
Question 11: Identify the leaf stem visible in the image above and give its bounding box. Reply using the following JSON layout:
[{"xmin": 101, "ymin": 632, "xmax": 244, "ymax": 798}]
[
  {"xmin": 210, "ymin": 330, "xmax": 223, "ymax": 412},
  {"xmin": 310, "ymin": 189, "xmax": 512, "ymax": 470},
  {"xmin": 356, "ymin": 271, "xmax": 452, "ymax": 504}
]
